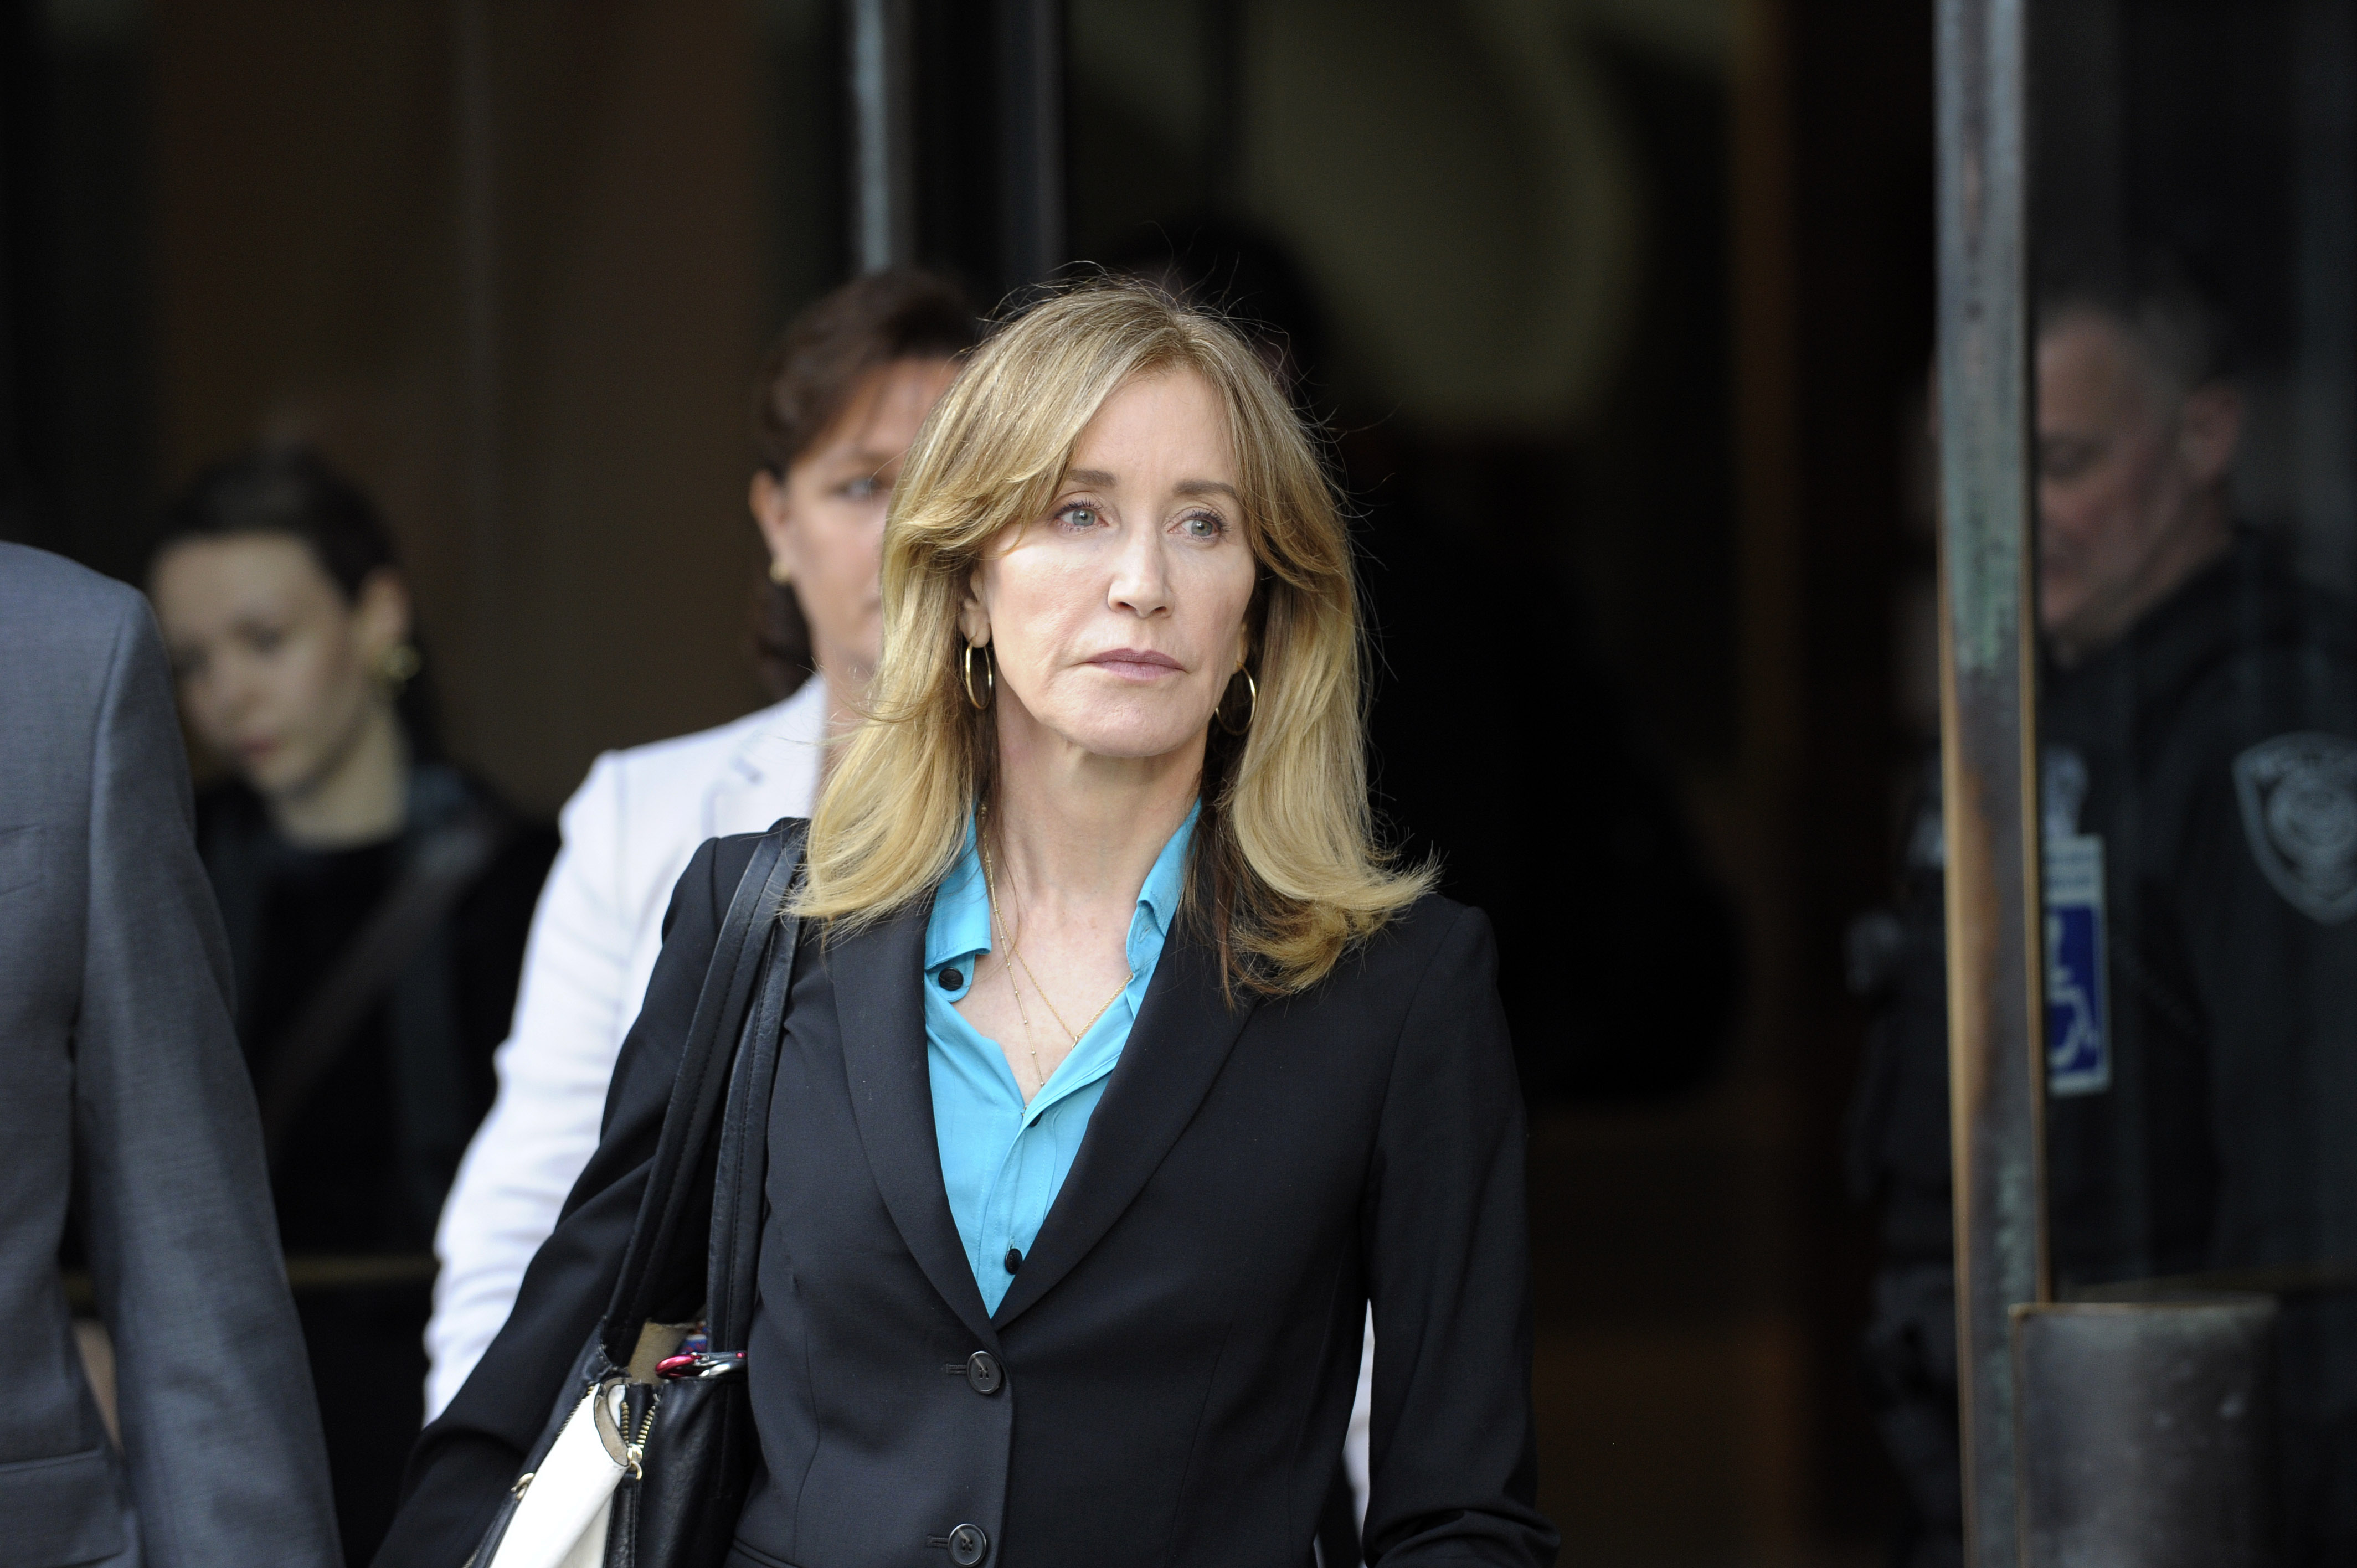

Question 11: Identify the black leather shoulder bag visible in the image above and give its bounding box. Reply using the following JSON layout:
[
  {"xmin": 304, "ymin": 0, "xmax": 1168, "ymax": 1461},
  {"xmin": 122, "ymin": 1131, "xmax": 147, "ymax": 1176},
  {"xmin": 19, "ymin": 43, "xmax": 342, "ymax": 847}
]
[{"xmin": 470, "ymin": 818, "xmax": 806, "ymax": 1568}]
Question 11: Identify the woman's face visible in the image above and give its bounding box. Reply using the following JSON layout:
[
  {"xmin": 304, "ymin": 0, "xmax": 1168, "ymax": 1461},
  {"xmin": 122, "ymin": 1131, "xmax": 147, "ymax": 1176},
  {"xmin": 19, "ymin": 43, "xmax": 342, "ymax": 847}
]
[
  {"xmin": 753, "ymin": 356, "xmax": 959, "ymax": 683},
  {"xmin": 962, "ymin": 368, "xmax": 1258, "ymax": 763},
  {"xmin": 150, "ymin": 534, "xmax": 408, "ymax": 799}
]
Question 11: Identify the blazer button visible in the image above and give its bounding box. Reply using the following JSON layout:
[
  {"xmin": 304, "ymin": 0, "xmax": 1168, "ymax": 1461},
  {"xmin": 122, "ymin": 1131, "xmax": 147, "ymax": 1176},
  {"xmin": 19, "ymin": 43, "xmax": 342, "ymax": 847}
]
[
  {"xmin": 948, "ymin": 1523, "xmax": 989, "ymax": 1565},
  {"xmin": 964, "ymin": 1350, "xmax": 1004, "ymax": 1395}
]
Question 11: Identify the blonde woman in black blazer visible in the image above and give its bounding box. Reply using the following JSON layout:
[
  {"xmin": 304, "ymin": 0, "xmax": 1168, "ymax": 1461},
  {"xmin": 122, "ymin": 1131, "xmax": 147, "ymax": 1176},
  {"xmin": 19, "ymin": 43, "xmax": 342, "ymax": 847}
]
[{"xmin": 382, "ymin": 281, "xmax": 1555, "ymax": 1568}]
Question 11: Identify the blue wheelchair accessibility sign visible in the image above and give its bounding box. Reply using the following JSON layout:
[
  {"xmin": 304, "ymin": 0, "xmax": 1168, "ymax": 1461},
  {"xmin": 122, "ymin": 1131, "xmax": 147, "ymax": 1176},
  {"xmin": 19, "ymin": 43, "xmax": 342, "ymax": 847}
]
[{"xmin": 2044, "ymin": 833, "xmax": 2109, "ymax": 1097}]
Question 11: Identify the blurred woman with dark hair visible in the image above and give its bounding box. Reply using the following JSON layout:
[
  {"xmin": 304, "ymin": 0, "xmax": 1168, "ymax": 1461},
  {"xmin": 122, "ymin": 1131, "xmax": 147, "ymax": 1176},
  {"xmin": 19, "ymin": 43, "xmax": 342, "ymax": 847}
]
[
  {"xmin": 424, "ymin": 270, "xmax": 976, "ymax": 1418},
  {"xmin": 146, "ymin": 445, "xmax": 558, "ymax": 1565}
]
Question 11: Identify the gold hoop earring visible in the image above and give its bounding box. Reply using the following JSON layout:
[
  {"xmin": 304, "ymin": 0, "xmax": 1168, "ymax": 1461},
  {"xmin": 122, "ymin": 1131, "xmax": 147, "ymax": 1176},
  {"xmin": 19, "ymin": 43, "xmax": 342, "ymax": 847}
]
[
  {"xmin": 378, "ymin": 643, "xmax": 422, "ymax": 697},
  {"xmin": 768, "ymin": 556, "xmax": 792, "ymax": 586},
  {"xmin": 962, "ymin": 642, "xmax": 994, "ymax": 710},
  {"xmin": 1216, "ymin": 667, "xmax": 1257, "ymax": 736}
]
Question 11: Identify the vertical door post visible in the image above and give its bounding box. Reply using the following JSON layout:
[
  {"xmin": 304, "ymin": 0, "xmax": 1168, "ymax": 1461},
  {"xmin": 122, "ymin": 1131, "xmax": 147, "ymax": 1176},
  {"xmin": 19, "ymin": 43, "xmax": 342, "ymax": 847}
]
[
  {"xmin": 1935, "ymin": 0, "xmax": 2050, "ymax": 1561},
  {"xmin": 995, "ymin": 0, "xmax": 1063, "ymax": 288},
  {"xmin": 848, "ymin": 0, "xmax": 915, "ymax": 274}
]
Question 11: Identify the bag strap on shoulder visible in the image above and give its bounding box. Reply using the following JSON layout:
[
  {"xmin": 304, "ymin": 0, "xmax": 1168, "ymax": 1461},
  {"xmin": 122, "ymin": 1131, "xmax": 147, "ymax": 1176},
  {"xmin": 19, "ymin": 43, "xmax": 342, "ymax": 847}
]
[
  {"xmin": 707, "ymin": 848, "xmax": 804, "ymax": 1353},
  {"xmin": 599, "ymin": 820, "xmax": 807, "ymax": 1367}
]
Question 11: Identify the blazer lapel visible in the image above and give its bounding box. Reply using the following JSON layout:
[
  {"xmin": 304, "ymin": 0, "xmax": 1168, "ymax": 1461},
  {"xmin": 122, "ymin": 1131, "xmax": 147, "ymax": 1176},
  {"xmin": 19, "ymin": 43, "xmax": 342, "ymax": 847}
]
[
  {"xmin": 991, "ymin": 932, "xmax": 1257, "ymax": 1327},
  {"xmin": 828, "ymin": 902, "xmax": 1002, "ymax": 1348}
]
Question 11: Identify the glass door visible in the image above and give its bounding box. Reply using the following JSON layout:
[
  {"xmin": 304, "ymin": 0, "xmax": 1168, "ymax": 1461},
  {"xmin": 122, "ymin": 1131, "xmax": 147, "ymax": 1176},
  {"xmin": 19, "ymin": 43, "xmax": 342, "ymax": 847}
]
[{"xmin": 1939, "ymin": 0, "xmax": 2357, "ymax": 1560}]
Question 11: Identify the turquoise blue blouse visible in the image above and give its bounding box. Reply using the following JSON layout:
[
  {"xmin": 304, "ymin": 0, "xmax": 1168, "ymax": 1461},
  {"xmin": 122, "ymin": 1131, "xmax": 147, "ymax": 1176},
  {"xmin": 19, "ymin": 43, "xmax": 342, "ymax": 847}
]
[{"xmin": 922, "ymin": 802, "xmax": 1198, "ymax": 1313}]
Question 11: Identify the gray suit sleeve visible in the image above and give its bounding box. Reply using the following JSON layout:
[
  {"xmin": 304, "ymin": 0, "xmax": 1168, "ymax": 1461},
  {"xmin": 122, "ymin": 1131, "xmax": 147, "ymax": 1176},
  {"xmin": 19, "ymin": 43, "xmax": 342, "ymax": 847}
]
[{"xmin": 70, "ymin": 595, "xmax": 343, "ymax": 1567}]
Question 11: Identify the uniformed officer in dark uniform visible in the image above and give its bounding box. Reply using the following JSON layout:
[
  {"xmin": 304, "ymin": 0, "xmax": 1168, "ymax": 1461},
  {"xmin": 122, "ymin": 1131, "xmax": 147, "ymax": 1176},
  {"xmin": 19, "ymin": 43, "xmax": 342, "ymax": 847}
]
[{"xmin": 1850, "ymin": 267, "xmax": 2357, "ymax": 1566}]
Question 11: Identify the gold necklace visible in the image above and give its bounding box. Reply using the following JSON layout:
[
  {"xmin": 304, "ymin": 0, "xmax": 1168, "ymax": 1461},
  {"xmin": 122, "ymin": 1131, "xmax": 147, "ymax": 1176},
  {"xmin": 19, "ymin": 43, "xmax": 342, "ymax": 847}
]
[
  {"xmin": 978, "ymin": 811, "xmax": 1138, "ymax": 1054},
  {"xmin": 1010, "ymin": 943, "xmax": 1133, "ymax": 1046},
  {"xmin": 975, "ymin": 820, "xmax": 1050, "ymax": 1094}
]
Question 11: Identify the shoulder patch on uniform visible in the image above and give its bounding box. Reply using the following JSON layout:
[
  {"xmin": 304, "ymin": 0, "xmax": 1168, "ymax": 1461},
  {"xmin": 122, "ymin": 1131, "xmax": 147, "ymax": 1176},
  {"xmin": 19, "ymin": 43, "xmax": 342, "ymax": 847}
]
[{"xmin": 2234, "ymin": 733, "xmax": 2357, "ymax": 925}]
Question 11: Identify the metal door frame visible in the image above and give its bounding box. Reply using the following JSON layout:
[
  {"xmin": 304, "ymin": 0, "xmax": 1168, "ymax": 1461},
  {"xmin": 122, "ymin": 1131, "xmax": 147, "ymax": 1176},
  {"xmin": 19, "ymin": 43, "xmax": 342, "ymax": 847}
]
[{"xmin": 1935, "ymin": 0, "xmax": 2050, "ymax": 1561}]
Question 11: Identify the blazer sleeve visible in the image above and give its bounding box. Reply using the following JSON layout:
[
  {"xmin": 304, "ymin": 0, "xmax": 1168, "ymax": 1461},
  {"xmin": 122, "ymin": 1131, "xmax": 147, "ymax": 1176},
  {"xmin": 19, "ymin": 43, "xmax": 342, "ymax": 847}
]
[
  {"xmin": 427, "ymin": 751, "xmax": 639, "ymax": 1417},
  {"xmin": 379, "ymin": 833, "xmax": 751, "ymax": 1568},
  {"xmin": 1361, "ymin": 905, "xmax": 1560, "ymax": 1567},
  {"xmin": 71, "ymin": 596, "xmax": 343, "ymax": 1567}
]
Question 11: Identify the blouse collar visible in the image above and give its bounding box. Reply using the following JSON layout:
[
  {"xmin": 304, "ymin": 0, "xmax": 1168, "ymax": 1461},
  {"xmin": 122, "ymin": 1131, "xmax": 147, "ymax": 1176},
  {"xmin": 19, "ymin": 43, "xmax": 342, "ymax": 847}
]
[{"xmin": 925, "ymin": 798, "xmax": 1201, "ymax": 976}]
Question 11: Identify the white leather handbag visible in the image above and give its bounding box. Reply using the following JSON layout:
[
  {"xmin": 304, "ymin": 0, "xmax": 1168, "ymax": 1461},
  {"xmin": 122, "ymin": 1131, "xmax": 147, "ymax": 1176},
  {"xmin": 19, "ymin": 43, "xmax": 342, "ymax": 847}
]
[{"xmin": 486, "ymin": 1376, "xmax": 640, "ymax": 1568}]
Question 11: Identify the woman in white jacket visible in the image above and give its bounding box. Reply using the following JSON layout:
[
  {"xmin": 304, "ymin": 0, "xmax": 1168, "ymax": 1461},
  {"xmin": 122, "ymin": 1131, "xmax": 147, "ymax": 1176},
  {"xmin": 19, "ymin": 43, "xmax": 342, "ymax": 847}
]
[{"xmin": 424, "ymin": 273, "xmax": 974, "ymax": 1414}]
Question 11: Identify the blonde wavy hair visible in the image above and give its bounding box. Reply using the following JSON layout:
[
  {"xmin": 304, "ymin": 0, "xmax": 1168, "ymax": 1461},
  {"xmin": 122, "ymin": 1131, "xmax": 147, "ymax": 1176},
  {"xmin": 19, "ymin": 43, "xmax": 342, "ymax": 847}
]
[{"xmin": 795, "ymin": 277, "xmax": 1431, "ymax": 993}]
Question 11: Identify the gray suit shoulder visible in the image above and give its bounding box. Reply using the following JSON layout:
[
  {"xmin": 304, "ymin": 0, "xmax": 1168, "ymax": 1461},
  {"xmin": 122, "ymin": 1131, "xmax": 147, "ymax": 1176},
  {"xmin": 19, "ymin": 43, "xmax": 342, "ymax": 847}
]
[
  {"xmin": 0, "ymin": 541, "xmax": 150, "ymax": 663},
  {"xmin": 0, "ymin": 539, "xmax": 145, "ymax": 609}
]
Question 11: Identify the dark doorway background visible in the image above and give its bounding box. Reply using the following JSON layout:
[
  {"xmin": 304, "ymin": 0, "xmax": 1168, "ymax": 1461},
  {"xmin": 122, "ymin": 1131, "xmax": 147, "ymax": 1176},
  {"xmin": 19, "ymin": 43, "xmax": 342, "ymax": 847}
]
[{"xmin": 0, "ymin": 0, "xmax": 152, "ymax": 584}]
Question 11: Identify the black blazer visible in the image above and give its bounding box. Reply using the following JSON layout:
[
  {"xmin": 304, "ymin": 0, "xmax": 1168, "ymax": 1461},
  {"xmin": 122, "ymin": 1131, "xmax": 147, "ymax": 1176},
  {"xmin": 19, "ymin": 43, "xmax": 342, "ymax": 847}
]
[{"xmin": 379, "ymin": 832, "xmax": 1555, "ymax": 1568}]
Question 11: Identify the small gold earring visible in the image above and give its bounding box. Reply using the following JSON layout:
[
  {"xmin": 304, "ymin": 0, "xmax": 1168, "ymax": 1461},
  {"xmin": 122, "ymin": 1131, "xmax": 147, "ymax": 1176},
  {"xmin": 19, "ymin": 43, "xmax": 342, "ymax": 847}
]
[
  {"xmin": 768, "ymin": 557, "xmax": 792, "ymax": 586},
  {"xmin": 378, "ymin": 643, "xmax": 423, "ymax": 696},
  {"xmin": 962, "ymin": 642, "xmax": 994, "ymax": 710}
]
